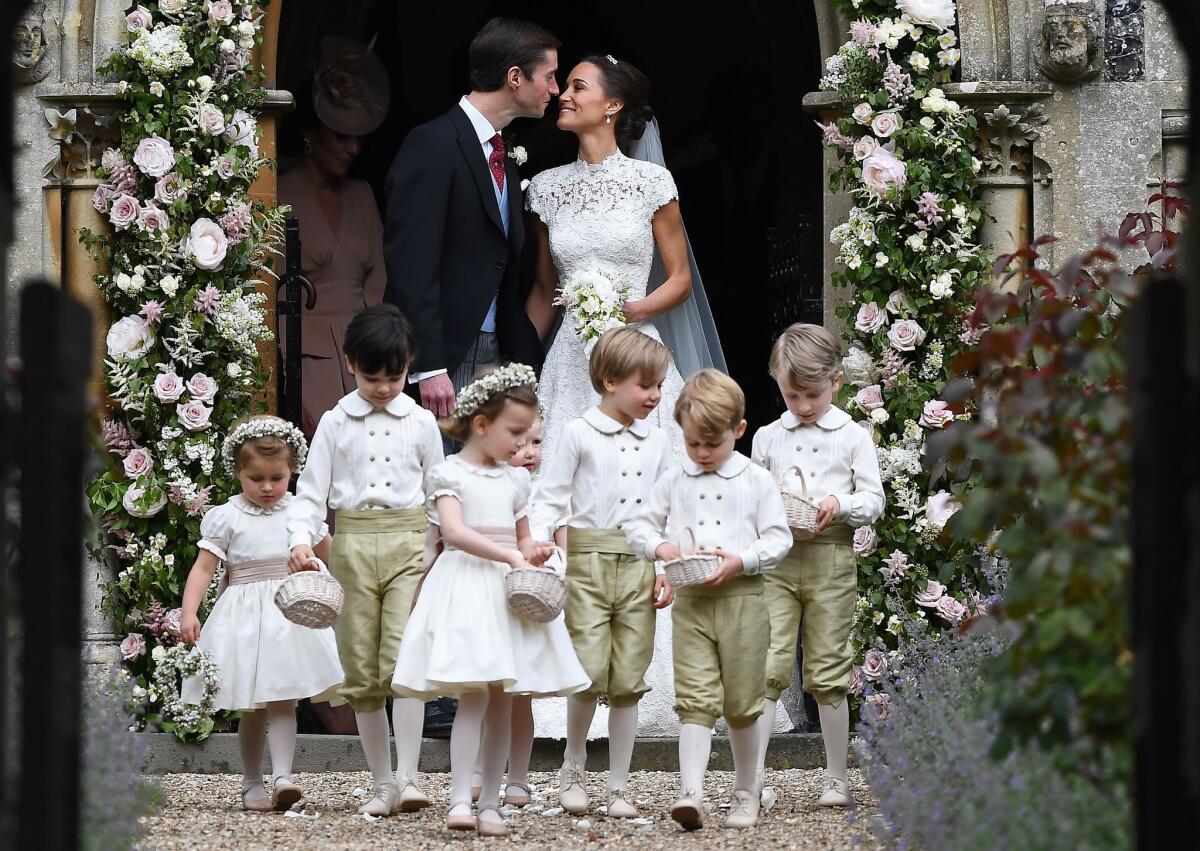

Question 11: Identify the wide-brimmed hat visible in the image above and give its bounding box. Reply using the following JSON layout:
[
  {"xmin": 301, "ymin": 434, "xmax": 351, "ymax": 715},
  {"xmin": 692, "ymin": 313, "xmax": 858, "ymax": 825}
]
[{"xmin": 311, "ymin": 35, "xmax": 390, "ymax": 136}]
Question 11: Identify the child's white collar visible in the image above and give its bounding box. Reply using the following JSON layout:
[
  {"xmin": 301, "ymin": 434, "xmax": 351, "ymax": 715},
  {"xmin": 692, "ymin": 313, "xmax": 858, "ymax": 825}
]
[
  {"xmin": 682, "ymin": 452, "xmax": 751, "ymax": 479},
  {"xmin": 782, "ymin": 406, "xmax": 851, "ymax": 431},
  {"xmin": 583, "ymin": 406, "xmax": 650, "ymax": 438},
  {"xmin": 338, "ymin": 390, "xmax": 417, "ymax": 419},
  {"xmin": 230, "ymin": 493, "xmax": 291, "ymax": 515}
]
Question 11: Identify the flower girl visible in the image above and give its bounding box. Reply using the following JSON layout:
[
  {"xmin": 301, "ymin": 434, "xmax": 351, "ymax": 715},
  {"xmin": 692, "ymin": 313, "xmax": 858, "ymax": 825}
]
[
  {"xmin": 391, "ymin": 366, "xmax": 589, "ymax": 836},
  {"xmin": 180, "ymin": 416, "xmax": 343, "ymax": 811}
]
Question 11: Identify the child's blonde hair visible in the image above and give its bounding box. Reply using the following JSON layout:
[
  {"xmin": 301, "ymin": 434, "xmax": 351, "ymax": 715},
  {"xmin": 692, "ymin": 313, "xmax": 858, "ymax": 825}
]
[
  {"xmin": 769, "ymin": 323, "xmax": 843, "ymax": 389},
  {"xmin": 674, "ymin": 369, "xmax": 745, "ymax": 440},
  {"xmin": 588, "ymin": 327, "xmax": 671, "ymax": 394}
]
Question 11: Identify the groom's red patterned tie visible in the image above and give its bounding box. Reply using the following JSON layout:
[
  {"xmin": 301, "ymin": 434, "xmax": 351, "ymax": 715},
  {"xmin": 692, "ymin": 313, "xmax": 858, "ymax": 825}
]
[{"xmin": 488, "ymin": 133, "xmax": 506, "ymax": 193}]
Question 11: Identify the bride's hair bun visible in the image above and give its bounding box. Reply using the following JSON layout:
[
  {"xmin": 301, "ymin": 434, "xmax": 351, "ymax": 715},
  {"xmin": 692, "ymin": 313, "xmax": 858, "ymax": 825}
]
[{"xmin": 582, "ymin": 54, "xmax": 653, "ymax": 151}]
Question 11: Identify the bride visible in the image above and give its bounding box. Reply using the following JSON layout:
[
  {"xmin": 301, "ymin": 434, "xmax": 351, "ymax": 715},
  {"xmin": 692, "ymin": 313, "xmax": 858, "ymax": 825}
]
[{"xmin": 524, "ymin": 54, "xmax": 725, "ymax": 738}]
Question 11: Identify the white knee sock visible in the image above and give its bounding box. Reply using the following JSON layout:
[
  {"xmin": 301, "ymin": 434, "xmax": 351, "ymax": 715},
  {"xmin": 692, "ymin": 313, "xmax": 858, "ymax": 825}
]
[
  {"xmin": 755, "ymin": 697, "xmax": 777, "ymax": 777},
  {"xmin": 478, "ymin": 689, "xmax": 512, "ymax": 816},
  {"xmin": 391, "ymin": 697, "xmax": 425, "ymax": 786},
  {"xmin": 606, "ymin": 704, "xmax": 638, "ymax": 791},
  {"xmin": 266, "ymin": 701, "xmax": 297, "ymax": 784},
  {"xmin": 678, "ymin": 723, "xmax": 712, "ymax": 795},
  {"xmin": 818, "ymin": 700, "xmax": 849, "ymax": 782},
  {"xmin": 238, "ymin": 709, "xmax": 268, "ymax": 794},
  {"xmin": 565, "ymin": 696, "xmax": 597, "ymax": 766},
  {"xmin": 449, "ymin": 692, "xmax": 488, "ymax": 811},
  {"xmin": 507, "ymin": 695, "xmax": 534, "ymax": 787},
  {"xmin": 355, "ymin": 707, "xmax": 393, "ymax": 787},
  {"xmin": 728, "ymin": 722, "xmax": 760, "ymax": 793}
]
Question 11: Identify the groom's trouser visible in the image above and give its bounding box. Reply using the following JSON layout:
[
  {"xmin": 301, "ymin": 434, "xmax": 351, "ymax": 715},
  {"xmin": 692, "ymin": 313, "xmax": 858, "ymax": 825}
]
[{"xmin": 444, "ymin": 330, "xmax": 499, "ymax": 454}]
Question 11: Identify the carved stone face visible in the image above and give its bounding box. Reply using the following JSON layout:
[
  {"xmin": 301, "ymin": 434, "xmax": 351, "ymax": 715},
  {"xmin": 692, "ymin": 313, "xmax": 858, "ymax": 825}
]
[
  {"xmin": 1045, "ymin": 13, "xmax": 1088, "ymax": 67},
  {"xmin": 13, "ymin": 21, "xmax": 46, "ymax": 70},
  {"xmin": 1037, "ymin": 4, "xmax": 1099, "ymax": 83}
]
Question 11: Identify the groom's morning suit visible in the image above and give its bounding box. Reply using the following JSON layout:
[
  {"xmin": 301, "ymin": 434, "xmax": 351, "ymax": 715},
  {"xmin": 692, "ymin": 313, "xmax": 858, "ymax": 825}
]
[{"xmin": 383, "ymin": 97, "xmax": 542, "ymax": 388}]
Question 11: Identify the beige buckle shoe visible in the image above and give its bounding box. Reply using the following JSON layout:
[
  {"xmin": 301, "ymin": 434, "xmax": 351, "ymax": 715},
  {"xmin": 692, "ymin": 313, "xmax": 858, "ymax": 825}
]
[
  {"xmin": 358, "ymin": 782, "xmax": 399, "ymax": 816},
  {"xmin": 476, "ymin": 807, "xmax": 511, "ymax": 837},
  {"xmin": 670, "ymin": 788, "xmax": 704, "ymax": 831},
  {"xmin": 397, "ymin": 777, "xmax": 431, "ymax": 812},
  {"xmin": 558, "ymin": 758, "xmax": 589, "ymax": 814},
  {"xmin": 606, "ymin": 788, "xmax": 639, "ymax": 818},
  {"xmin": 503, "ymin": 781, "xmax": 532, "ymax": 807},
  {"xmin": 816, "ymin": 775, "xmax": 852, "ymax": 807},
  {"xmin": 724, "ymin": 789, "xmax": 759, "ymax": 828},
  {"xmin": 270, "ymin": 777, "xmax": 302, "ymax": 812},
  {"xmin": 241, "ymin": 781, "xmax": 272, "ymax": 812},
  {"xmin": 446, "ymin": 801, "xmax": 476, "ymax": 831}
]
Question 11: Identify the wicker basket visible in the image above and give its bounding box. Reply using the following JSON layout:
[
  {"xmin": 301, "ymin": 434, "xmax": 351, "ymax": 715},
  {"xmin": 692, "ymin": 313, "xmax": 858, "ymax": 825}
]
[
  {"xmin": 274, "ymin": 561, "xmax": 344, "ymax": 629},
  {"xmin": 505, "ymin": 564, "xmax": 568, "ymax": 623},
  {"xmin": 780, "ymin": 465, "xmax": 821, "ymax": 542},
  {"xmin": 662, "ymin": 527, "xmax": 721, "ymax": 588}
]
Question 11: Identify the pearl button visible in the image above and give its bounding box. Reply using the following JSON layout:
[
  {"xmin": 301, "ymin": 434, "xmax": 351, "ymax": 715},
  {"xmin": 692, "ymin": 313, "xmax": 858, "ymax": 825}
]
[
  {"xmin": 370, "ymin": 456, "xmax": 376, "ymax": 461},
  {"xmin": 369, "ymin": 430, "xmax": 376, "ymax": 436},
  {"xmin": 369, "ymin": 482, "xmax": 376, "ymax": 487},
  {"xmin": 386, "ymin": 482, "xmax": 392, "ymax": 487},
  {"xmin": 620, "ymin": 498, "xmax": 627, "ymax": 503},
  {"xmin": 385, "ymin": 457, "xmax": 391, "ymax": 462},
  {"xmin": 385, "ymin": 430, "xmax": 391, "ymax": 436},
  {"xmin": 635, "ymin": 498, "xmax": 642, "ymax": 504}
]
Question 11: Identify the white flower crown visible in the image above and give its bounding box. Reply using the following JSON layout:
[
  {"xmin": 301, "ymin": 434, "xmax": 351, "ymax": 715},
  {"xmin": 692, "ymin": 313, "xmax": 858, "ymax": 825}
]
[
  {"xmin": 221, "ymin": 417, "xmax": 309, "ymax": 477},
  {"xmin": 452, "ymin": 363, "xmax": 538, "ymax": 418}
]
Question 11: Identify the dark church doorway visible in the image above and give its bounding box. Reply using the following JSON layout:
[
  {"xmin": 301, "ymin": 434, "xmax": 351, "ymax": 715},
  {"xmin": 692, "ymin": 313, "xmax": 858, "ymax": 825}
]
[{"xmin": 275, "ymin": 1, "xmax": 824, "ymax": 433}]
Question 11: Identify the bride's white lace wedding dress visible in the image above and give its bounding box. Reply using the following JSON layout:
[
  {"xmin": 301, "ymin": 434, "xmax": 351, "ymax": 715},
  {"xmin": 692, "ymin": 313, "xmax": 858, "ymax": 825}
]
[{"xmin": 526, "ymin": 150, "xmax": 685, "ymax": 738}]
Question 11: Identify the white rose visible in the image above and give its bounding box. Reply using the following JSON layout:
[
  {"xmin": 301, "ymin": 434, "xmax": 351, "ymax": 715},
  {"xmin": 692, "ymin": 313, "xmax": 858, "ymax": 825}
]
[
  {"xmin": 186, "ymin": 373, "xmax": 218, "ymax": 403},
  {"xmin": 861, "ymin": 146, "xmax": 907, "ymax": 194},
  {"xmin": 220, "ymin": 38, "xmax": 236, "ymax": 53},
  {"xmin": 906, "ymin": 232, "xmax": 928, "ymax": 252},
  {"xmin": 853, "ymin": 136, "xmax": 878, "ymax": 161},
  {"xmin": 185, "ymin": 218, "xmax": 229, "ymax": 270},
  {"xmin": 122, "ymin": 447, "xmax": 154, "ymax": 478},
  {"xmin": 914, "ymin": 579, "xmax": 946, "ymax": 607},
  {"xmin": 854, "ymin": 384, "xmax": 885, "ymax": 413},
  {"xmin": 108, "ymin": 194, "xmax": 140, "ymax": 231},
  {"xmin": 159, "ymin": 275, "xmax": 179, "ymax": 297},
  {"xmin": 226, "ymin": 362, "xmax": 243, "ymax": 378},
  {"xmin": 209, "ymin": 0, "xmax": 234, "ymax": 26},
  {"xmin": 237, "ymin": 20, "xmax": 256, "ymax": 37},
  {"xmin": 215, "ymin": 155, "xmax": 236, "ymax": 180},
  {"xmin": 176, "ymin": 400, "xmax": 213, "ymax": 431},
  {"xmin": 920, "ymin": 116, "xmax": 935, "ymax": 130},
  {"xmin": 123, "ymin": 483, "xmax": 166, "ymax": 518},
  {"xmin": 853, "ymin": 526, "xmax": 879, "ymax": 557},
  {"xmin": 151, "ymin": 644, "xmax": 167, "ymax": 662},
  {"xmin": 224, "ymin": 109, "xmax": 259, "ymax": 158},
  {"xmin": 153, "ymin": 371, "xmax": 186, "ymax": 402},
  {"xmin": 854, "ymin": 301, "xmax": 888, "ymax": 334},
  {"xmin": 944, "ymin": 99, "xmax": 961, "ymax": 114},
  {"xmin": 871, "ymin": 112, "xmax": 901, "ymax": 138},
  {"xmin": 870, "ymin": 407, "xmax": 890, "ymax": 424},
  {"xmin": 926, "ymin": 490, "xmax": 963, "ymax": 530},
  {"xmin": 887, "ymin": 319, "xmax": 927, "ymax": 352},
  {"xmin": 106, "ymin": 316, "xmax": 154, "ymax": 361},
  {"xmin": 197, "ymin": 75, "xmax": 214, "ymax": 92},
  {"xmin": 897, "ymin": 0, "xmax": 956, "ymax": 30},
  {"xmin": 852, "ymin": 103, "xmax": 873, "ymax": 125},
  {"xmin": 132, "ymin": 135, "xmax": 176, "ymax": 178},
  {"xmin": 198, "ymin": 103, "xmax": 226, "ymax": 136}
]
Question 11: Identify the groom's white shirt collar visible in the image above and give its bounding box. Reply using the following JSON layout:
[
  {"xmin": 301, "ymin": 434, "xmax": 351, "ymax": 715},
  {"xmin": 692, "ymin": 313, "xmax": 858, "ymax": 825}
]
[{"xmin": 459, "ymin": 96, "xmax": 500, "ymax": 150}]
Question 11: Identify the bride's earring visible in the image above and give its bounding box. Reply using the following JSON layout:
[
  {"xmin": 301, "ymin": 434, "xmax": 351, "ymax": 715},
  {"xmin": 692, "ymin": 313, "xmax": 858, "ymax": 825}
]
[
  {"xmin": 605, "ymin": 113, "xmax": 612, "ymax": 125},
  {"xmin": 303, "ymin": 137, "xmax": 313, "ymax": 154}
]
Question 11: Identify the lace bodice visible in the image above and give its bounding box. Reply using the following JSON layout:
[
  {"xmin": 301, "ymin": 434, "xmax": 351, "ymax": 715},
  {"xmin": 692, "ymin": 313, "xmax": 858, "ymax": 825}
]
[{"xmin": 527, "ymin": 152, "xmax": 678, "ymax": 299}]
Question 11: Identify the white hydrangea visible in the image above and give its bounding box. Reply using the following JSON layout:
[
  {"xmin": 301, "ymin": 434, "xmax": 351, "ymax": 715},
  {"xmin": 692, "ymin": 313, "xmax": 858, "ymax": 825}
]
[{"xmin": 129, "ymin": 25, "xmax": 194, "ymax": 76}]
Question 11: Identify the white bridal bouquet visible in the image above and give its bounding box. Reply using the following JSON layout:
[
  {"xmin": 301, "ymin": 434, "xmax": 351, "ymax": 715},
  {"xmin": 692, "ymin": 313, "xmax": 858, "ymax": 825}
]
[{"xmin": 555, "ymin": 269, "xmax": 630, "ymax": 352}]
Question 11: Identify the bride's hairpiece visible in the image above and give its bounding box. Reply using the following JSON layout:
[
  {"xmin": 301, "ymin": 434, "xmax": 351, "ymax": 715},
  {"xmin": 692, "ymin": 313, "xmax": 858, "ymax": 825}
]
[
  {"xmin": 452, "ymin": 363, "xmax": 538, "ymax": 419},
  {"xmin": 605, "ymin": 54, "xmax": 618, "ymax": 65},
  {"xmin": 221, "ymin": 416, "xmax": 309, "ymax": 476}
]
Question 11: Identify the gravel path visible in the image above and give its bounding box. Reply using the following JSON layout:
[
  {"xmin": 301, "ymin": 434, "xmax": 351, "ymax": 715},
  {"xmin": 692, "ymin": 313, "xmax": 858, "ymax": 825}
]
[{"xmin": 141, "ymin": 770, "xmax": 881, "ymax": 849}]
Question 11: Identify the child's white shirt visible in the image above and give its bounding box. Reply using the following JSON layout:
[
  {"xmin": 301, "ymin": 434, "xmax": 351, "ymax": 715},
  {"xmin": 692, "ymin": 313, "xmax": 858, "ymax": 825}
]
[
  {"xmin": 533, "ymin": 406, "xmax": 673, "ymax": 535},
  {"xmin": 201, "ymin": 493, "xmax": 324, "ymax": 563},
  {"xmin": 623, "ymin": 451, "xmax": 792, "ymax": 575},
  {"xmin": 288, "ymin": 390, "xmax": 444, "ymax": 549},
  {"xmin": 751, "ymin": 405, "xmax": 884, "ymax": 528}
]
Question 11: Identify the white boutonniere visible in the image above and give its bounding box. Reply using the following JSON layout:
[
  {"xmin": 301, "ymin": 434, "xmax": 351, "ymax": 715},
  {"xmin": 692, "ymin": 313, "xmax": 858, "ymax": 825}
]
[{"xmin": 509, "ymin": 145, "xmax": 528, "ymax": 166}]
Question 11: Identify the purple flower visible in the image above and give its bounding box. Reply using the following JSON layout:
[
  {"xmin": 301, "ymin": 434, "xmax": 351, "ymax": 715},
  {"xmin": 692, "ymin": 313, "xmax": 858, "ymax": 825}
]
[
  {"xmin": 194, "ymin": 284, "xmax": 221, "ymax": 314},
  {"xmin": 102, "ymin": 420, "xmax": 136, "ymax": 457},
  {"xmin": 139, "ymin": 300, "xmax": 165, "ymax": 325},
  {"xmin": 851, "ymin": 20, "xmax": 877, "ymax": 45}
]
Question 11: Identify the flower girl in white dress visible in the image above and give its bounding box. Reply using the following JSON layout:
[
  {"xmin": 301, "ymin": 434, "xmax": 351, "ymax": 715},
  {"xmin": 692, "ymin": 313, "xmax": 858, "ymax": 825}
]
[
  {"xmin": 391, "ymin": 366, "xmax": 589, "ymax": 836},
  {"xmin": 179, "ymin": 416, "xmax": 343, "ymax": 812}
]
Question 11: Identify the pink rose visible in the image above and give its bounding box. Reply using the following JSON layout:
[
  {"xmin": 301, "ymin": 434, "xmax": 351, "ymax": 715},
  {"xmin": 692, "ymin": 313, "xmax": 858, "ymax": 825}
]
[
  {"xmin": 92, "ymin": 184, "xmax": 116, "ymax": 214},
  {"xmin": 925, "ymin": 491, "xmax": 963, "ymax": 530},
  {"xmin": 108, "ymin": 194, "xmax": 140, "ymax": 231},
  {"xmin": 862, "ymin": 649, "xmax": 887, "ymax": 682},
  {"xmin": 853, "ymin": 136, "xmax": 878, "ymax": 161},
  {"xmin": 120, "ymin": 633, "xmax": 147, "ymax": 660},
  {"xmin": 164, "ymin": 608, "xmax": 184, "ymax": 637},
  {"xmin": 186, "ymin": 373, "xmax": 218, "ymax": 403},
  {"xmin": 198, "ymin": 103, "xmax": 226, "ymax": 136},
  {"xmin": 126, "ymin": 6, "xmax": 152, "ymax": 31},
  {"xmin": 122, "ymin": 447, "xmax": 154, "ymax": 479},
  {"xmin": 185, "ymin": 218, "xmax": 229, "ymax": 270},
  {"xmin": 177, "ymin": 400, "xmax": 213, "ymax": 431},
  {"xmin": 849, "ymin": 665, "xmax": 865, "ymax": 696},
  {"xmin": 921, "ymin": 400, "xmax": 954, "ymax": 428},
  {"xmin": 885, "ymin": 290, "xmax": 912, "ymax": 315},
  {"xmin": 855, "ymin": 301, "xmax": 888, "ymax": 334},
  {"xmin": 137, "ymin": 202, "xmax": 170, "ymax": 233},
  {"xmin": 936, "ymin": 595, "xmax": 967, "ymax": 623},
  {"xmin": 887, "ymin": 319, "xmax": 926, "ymax": 352},
  {"xmin": 871, "ymin": 112, "xmax": 902, "ymax": 138},
  {"xmin": 853, "ymin": 525, "xmax": 879, "ymax": 557},
  {"xmin": 158, "ymin": 0, "xmax": 186, "ymax": 14},
  {"xmin": 153, "ymin": 371, "xmax": 185, "ymax": 403},
  {"xmin": 154, "ymin": 173, "xmax": 187, "ymax": 205},
  {"xmin": 101, "ymin": 148, "xmax": 125, "ymax": 172},
  {"xmin": 852, "ymin": 103, "xmax": 873, "ymax": 125},
  {"xmin": 209, "ymin": 1, "xmax": 235, "ymax": 26},
  {"xmin": 123, "ymin": 482, "xmax": 166, "ymax": 518},
  {"xmin": 862, "ymin": 145, "xmax": 907, "ymax": 195},
  {"xmin": 914, "ymin": 579, "xmax": 946, "ymax": 608},
  {"xmin": 133, "ymin": 135, "xmax": 176, "ymax": 178},
  {"xmin": 854, "ymin": 384, "xmax": 885, "ymax": 413},
  {"xmin": 863, "ymin": 692, "xmax": 892, "ymax": 723},
  {"xmin": 215, "ymin": 155, "xmax": 236, "ymax": 180}
]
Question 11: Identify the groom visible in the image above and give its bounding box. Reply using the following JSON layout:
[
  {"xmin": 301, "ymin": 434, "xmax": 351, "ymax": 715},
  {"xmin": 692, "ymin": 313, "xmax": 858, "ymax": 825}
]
[{"xmin": 383, "ymin": 17, "xmax": 559, "ymax": 417}]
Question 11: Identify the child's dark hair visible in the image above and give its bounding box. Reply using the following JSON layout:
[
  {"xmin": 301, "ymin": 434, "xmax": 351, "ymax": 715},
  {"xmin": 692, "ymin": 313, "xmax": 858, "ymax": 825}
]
[
  {"xmin": 342, "ymin": 304, "xmax": 416, "ymax": 376},
  {"xmin": 439, "ymin": 365, "xmax": 539, "ymax": 443}
]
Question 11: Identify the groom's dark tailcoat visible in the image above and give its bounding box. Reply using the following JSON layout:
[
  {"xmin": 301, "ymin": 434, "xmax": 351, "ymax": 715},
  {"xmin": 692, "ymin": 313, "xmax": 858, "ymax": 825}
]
[{"xmin": 383, "ymin": 106, "xmax": 542, "ymax": 377}]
